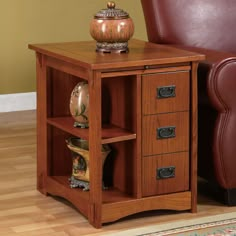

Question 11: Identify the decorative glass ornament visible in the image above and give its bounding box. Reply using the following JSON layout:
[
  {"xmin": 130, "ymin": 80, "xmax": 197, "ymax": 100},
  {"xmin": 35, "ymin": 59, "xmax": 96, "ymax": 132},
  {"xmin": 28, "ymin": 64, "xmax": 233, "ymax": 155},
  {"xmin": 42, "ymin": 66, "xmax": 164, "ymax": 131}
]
[{"xmin": 69, "ymin": 82, "xmax": 89, "ymax": 128}]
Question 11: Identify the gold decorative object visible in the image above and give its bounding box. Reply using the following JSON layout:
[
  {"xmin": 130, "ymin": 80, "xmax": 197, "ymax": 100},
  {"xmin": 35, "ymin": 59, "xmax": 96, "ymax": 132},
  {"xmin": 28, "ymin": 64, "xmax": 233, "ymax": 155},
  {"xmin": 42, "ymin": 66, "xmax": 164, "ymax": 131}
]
[
  {"xmin": 90, "ymin": 1, "xmax": 135, "ymax": 53},
  {"xmin": 66, "ymin": 137, "xmax": 111, "ymax": 191}
]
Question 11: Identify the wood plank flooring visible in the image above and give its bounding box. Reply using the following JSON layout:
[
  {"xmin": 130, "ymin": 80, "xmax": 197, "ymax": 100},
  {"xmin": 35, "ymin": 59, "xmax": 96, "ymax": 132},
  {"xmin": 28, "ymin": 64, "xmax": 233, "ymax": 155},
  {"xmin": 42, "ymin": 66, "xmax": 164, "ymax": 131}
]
[{"xmin": 0, "ymin": 110, "xmax": 235, "ymax": 235}]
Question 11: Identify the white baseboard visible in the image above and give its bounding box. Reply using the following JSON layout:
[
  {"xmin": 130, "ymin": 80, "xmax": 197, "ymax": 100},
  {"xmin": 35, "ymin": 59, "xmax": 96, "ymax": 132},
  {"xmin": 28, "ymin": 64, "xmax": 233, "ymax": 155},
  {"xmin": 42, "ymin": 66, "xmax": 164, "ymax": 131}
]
[{"xmin": 0, "ymin": 92, "xmax": 36, "ymax": 112}]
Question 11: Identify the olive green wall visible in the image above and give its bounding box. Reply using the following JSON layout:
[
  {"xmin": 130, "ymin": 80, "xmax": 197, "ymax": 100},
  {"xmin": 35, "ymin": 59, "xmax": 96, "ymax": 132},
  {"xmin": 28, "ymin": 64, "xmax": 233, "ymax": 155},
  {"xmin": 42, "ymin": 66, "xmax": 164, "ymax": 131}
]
[{"xmin": 0, "ymin": 0, "xmax": 147, "ymax": 94}]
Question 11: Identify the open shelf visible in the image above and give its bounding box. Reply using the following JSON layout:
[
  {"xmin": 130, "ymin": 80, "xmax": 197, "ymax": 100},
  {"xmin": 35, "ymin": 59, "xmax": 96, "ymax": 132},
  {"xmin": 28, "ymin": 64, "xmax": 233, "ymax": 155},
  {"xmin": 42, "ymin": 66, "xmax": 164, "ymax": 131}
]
[
  {"xmin": 47, "ymin": 117, "xmax": 136, "ymax": 144},
  {"xmin": 47, "ymin": 176, "xmax": 89, "ymax": 199},
  {"xmin": 47, "ymin": 176, "xmax": 135, "ymax": 204}
]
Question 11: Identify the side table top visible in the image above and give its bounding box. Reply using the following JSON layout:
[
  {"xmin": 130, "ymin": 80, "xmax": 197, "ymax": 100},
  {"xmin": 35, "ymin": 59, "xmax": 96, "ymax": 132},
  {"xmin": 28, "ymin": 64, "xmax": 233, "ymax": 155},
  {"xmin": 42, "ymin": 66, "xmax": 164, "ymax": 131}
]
[{"xmin": 29, "ymin": 39, "xmax": 205, "ymax": 70}]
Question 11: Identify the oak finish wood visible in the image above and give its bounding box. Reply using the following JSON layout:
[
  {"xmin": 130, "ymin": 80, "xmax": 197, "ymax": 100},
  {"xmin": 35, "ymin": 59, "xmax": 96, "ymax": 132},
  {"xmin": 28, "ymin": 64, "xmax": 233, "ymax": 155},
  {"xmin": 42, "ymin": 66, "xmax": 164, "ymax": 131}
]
[
  {"xmin": 142, "ymin": 71, "xmax": 190, "ymax": 114},
  {"xmin": 142, "ymin": 152, "xmax": 189, "ymax": 196},
  {"xmin": 29, "ymin": 39, "xmax": 205, "ymax": 228},
  {"xmin": 36, "ymin": 53, "xmax": 48, "ymax": 195},
  {"xmin": 142, "ymin": 111, "xmax": 189, "ymax": 156},
  {"xmin": 190, "ymin": 62, "xmax": 199, "ymax": 213},
  {"xmin": 28, "ymin": 40, "xmax": 204, "ymax": 70}
]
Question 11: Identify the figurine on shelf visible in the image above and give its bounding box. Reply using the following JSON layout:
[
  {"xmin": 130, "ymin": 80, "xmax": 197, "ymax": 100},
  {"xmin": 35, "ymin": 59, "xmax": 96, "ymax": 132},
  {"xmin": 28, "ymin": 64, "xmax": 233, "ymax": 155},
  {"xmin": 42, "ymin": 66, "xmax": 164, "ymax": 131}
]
[
  {"xmin": 66, "ymin": 137, "xmax": 111, "ymax": 191},
  {"xmin": 69, "ymin": 82, "xmax": 89, "ymax": 128}
]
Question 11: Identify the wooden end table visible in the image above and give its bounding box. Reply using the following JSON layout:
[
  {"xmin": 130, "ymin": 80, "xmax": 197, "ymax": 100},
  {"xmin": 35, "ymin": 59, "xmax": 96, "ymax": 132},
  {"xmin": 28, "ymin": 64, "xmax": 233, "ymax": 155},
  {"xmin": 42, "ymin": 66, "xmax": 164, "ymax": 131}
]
[{"xmin": 29, "ymin": 39, "xmax": 205, "ymax": 228}]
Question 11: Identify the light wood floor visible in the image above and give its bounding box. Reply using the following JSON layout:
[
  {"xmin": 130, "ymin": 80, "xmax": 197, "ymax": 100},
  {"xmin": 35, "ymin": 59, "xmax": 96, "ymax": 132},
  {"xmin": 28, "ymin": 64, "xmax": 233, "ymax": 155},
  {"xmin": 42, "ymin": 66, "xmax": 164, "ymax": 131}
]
[{"xmin": 0, "ymin": 110, "xmax": 236, "ymax": 236}]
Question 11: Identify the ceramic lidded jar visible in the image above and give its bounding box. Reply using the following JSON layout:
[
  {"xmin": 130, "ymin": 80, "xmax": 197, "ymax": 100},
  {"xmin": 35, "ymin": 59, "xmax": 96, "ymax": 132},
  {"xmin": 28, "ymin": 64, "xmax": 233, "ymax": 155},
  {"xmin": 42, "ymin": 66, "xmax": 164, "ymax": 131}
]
[{"xmin": 90, "ymin": 1, "xmax": 134, "ymax": 53}]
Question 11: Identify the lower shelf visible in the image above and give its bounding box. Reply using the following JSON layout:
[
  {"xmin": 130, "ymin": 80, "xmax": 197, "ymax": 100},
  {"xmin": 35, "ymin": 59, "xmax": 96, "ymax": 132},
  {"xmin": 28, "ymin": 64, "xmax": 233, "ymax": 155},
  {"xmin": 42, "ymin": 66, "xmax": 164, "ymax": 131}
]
[
  {"xmin": 45, "ymin": 176, "xmax": 192, "ymax": 225},
  {"xmin": 46, "ymin": 176, "xmax": 135, "ymax": 216}
]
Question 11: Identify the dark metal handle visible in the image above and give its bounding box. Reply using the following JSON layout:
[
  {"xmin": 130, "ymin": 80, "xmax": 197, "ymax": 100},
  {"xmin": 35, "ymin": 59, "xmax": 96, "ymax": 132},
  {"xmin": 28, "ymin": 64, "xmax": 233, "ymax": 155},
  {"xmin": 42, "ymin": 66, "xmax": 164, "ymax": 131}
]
[
  {"xmin": 157, "ymin": 166, "xmax": 175, "ymax": 179},
  {"xmin": 157, "ymin": 126, "xmax": 176, "ymax": 139},
  {"xmin": 157, "ymin": 85, "xmax": 176, "ymax": 99}
]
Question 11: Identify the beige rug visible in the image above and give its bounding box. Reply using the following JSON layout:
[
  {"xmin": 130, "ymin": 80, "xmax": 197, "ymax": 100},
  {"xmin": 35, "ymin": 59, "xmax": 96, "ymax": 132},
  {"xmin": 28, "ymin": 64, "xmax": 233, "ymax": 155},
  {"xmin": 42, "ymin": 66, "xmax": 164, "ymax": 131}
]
[{"xmin": 102, "ymin": 212, "xmax": 236, "ymax": 236}]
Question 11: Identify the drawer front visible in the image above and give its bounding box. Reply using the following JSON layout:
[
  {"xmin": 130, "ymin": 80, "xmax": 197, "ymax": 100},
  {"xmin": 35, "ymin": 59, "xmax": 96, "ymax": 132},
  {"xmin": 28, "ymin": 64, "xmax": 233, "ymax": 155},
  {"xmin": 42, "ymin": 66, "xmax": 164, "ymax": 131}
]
[
  {"xmin": 142, "ymin": 152, "xmax": 189, "ymax": 197},
  {"xmin": 142, "ymin": 112, "xmax": 189, "ymax": 156},
  {"xmin": 142, "ymin": 71, "xmax": 189, "ymax": 115}
]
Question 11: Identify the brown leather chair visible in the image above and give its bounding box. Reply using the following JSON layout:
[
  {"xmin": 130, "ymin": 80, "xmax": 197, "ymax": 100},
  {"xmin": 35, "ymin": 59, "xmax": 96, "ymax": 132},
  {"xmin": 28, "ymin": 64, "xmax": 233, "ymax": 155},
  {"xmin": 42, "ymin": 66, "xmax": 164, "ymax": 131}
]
[{"xmin": 141, "ymin": 0, "xmax": 236, "ymax": 205}]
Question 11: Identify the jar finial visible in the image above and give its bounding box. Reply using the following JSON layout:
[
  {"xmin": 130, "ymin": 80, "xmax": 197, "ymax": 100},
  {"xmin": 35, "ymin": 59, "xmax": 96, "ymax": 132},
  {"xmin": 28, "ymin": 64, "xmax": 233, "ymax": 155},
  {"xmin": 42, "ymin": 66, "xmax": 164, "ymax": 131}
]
[{"xmin": 107, "ymin": 1, "xmax": 116, "ymax": 9}]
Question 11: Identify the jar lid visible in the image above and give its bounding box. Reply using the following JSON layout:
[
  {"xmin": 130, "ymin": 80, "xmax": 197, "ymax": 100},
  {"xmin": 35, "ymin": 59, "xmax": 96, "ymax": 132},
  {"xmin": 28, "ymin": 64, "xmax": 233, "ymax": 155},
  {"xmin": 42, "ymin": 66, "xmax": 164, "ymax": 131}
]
[{"xmin": 94, "ymin": 2, "xmax": 129, "ymax": 20}]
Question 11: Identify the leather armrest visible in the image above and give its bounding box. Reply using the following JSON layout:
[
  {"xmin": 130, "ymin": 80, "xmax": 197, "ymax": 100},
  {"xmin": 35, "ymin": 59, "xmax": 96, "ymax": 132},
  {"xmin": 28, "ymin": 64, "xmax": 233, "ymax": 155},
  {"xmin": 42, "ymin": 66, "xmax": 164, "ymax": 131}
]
[
  {"xmin": 168, "ymin": 45, "xmax": 236, "ymax": 111},
  {"xmin": 168, "ymin": 45, "xmax": 236, "ymax": 189}
]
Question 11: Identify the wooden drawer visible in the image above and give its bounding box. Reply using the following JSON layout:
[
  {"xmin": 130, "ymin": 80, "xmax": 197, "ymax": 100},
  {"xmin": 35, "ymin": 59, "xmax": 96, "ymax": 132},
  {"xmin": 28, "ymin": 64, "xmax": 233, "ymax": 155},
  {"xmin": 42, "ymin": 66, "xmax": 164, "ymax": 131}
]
[
  {"xmin": 142, "ymin": 71, "xmax": 189, "ymax": 114},
  {"xmin": 142, "ymin": 112, "xmax": 189, "ymax": 156},
  {"xmin": 142, "ymin": 152, "xmax": 189, "ymax": 197}
]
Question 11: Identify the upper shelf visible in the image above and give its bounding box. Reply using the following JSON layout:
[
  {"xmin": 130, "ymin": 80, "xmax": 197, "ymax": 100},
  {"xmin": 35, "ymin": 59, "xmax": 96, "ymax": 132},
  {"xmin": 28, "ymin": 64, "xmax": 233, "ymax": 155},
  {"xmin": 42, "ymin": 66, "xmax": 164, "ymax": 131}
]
[{"xmin": 47, "ymin": 117, "xmax": 136, "ymax": 144}]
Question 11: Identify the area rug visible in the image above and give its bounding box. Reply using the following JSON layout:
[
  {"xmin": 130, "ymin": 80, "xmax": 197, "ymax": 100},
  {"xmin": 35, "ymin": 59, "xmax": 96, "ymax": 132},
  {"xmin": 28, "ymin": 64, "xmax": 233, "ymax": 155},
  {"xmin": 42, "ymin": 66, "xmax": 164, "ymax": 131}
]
[
  {"xmin": 104, "ymin": 212, "xmax": 236, "ymax": 236},
  {"xmin": 137, "ymin": 218, "xmax": 236, "ymax": 236}
]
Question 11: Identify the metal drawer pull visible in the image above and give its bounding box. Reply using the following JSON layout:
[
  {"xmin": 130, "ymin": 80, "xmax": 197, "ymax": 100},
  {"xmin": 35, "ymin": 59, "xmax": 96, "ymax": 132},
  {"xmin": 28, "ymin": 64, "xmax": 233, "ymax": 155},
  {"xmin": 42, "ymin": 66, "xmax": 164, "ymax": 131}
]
[
  {"xmin": 157, "ymin": 166, "xmax": 175, "ymax": 179},
  {"xmin": 157, "ymin": 126, "xmax": 176, "ymax": 139},
  {"xmin": 157, "ymin": 85, "xmax": 176, "ymax": 98}
]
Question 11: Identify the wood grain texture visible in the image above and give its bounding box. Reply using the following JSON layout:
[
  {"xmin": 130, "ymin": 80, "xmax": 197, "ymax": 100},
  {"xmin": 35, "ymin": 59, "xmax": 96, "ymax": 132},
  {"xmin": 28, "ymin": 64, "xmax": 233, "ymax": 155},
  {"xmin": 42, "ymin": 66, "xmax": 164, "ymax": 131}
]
[
  {"xmin": 101, "ymin": 65, "xmax": 191, "ymax": 78},
  {"xmin": 142, "ymin": 152, "xmax": 189, "ymax": 196},
  {"xmin": 101, "ymin": 192, "xmax": 192, "ymax": 223},
  {"xmin": 88, "ymin": 71, "xmax": 102, "ymax": 228},
  {"xmin": 47, "ymin": 118, "xmax": 136, "ymax": 144},
  {"xmin": 142, "ymin": 111, "xmax": 189, "ymax": 156},
  {"xmin": 142, "ymin": 70, "xmax": 190, "ymax": 114},
  {"xmin": 45, "ymin": 56, "xmax": 90, "ymax": 80},
  {"xmin": 36, "ymin": 53, "xmax": 48, "ymax": 194},
  {"xmin": 135, "ymin": 74, "xmax": 142, "ymax": 199},
  {"xmin": 29, "ymin": 39, "xmax": 205, "ymax": 70},
  {"xmin": 190, "ymin": 61, "xmax": 199, "ymax": 213}
]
